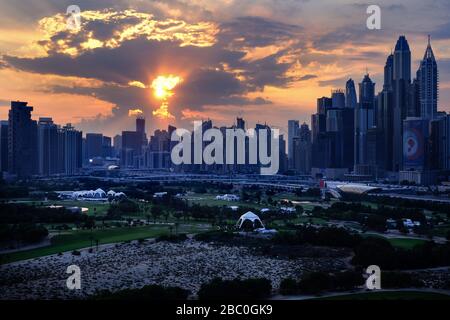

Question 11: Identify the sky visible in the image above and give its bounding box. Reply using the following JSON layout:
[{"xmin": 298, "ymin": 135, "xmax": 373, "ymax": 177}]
[{"xmin": 0, "ymin": 0, "xmax": 450, "ymax": 137}]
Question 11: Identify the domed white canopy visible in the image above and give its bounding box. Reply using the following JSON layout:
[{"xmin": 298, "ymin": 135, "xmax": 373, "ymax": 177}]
[{"xmin": 236, "ymin": 211, "xmax": 264, "ymax": 229}]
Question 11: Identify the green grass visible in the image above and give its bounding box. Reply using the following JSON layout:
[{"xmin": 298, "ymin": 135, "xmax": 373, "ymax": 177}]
[
  {"xmin": 271, "ymin": 216, "xmax": 328, "ymax": 227},
  {"xmin": 184, "ymin": 193, "xmax": 267, "ymax": 209},
  {"xmin": 387, "ymin": 238, "xmax": 428, "ymax": 249},
  {"xmin": 363, "ymin": 234, "xmax": 428, "ymax": 249},
  {"xmin": 42, "ymin": 200, "xmax": 111, "ymax": 216},
  {"xmin": 321, "ymin": 290, "xmax": 450, "ymax": 300},
  {"xmin": 0, "ymin": 223, "xmax": 212, "ymax": 264}
]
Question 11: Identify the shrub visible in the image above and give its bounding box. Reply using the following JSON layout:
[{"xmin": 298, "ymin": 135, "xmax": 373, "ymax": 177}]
[
  {"xmin": 279, "ymin": 278, "xmax": 298, "ymax": 295},
  {"xmin": 198, "ymin": 277, "xmax": 272, "ymax": 300}
]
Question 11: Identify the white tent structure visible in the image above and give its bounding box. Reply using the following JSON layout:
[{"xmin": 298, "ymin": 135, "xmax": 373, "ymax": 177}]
[
  {"xmin": 236, "ymin": 211, "xmax": 264, "ymax": 230},
  {"xmin": 93, "ymin": 188, "xmax": 106, "ymax": 198}
]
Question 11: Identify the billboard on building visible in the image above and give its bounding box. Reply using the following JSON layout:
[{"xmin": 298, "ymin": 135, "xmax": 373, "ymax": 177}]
[{"xmin": 403, "ymin": 118, "xmax": 429, "ymax": 170}]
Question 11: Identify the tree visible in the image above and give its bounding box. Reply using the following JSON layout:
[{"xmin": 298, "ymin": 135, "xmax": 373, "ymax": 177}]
[
  {"xmin": 151, "ymin": 206, "xmax": 163, "ymax": 223},
  {"xmin": 279, "ymin": 278, "xmax": 298, "ymax": 295}
]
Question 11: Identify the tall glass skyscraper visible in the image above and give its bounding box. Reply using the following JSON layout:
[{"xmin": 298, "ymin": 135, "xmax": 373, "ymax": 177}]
[
  {"xmin": 417, "ymin": 36, "xmax": 438, "ymax": 120},
  {"xmin": 392, "ymin": 35, "xmax": 411, "ymax": 171},
  {"xmin": 354, "ymin": 74, "xmax": 375, "ymax": 166},
  {"xmin": 345, "ymin": 79, "xmax": 357, "ymax": 109}
]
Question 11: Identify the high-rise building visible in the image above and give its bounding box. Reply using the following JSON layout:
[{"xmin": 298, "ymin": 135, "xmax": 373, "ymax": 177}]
[
  {"xmin": 288, "ymin": 120, "xmax": 299, "ymax": 169},
  {"xmin": 317, "ymin": 97, "xmax": 332, "ymax": 115},
  {"xmin": 292, "ymin": 123, "xmax": 312, "ymax": 174},
  {"xmin": 62, "ymin": 124, "xmax": 82, "ymax": 175},
  {"xmin": 0, "ymin": 121, "xmax": 8, "ymax": 173},
  {"xmin": 147, "ymin": 128, "xmax": 171, "ymax": 169},
  {"xmin": 102, "ymin": 136, "xmax": 113, "ymax": 158},
  {"xmin": 402, "ymin": 117, "xmax": 429, "ymax": 171},
  {"xmin": 136, "ymin": 116, "xmax": 148, "ymax": 145},
  {"xmin": 429, "ymin": 114, "xmax": 447, "ymax": 171},
  {"xmin": 85, "ymin": 133, "xmax": 103, "ymax": 160},
  {"xmin": 113, "ymin": 134, "xmax": 122, "ymax": 157},
  {"xmin": 37, "ymin": 117, "xmax": 59, "ymax": 176},
  {"xmin": 417, "ymin": 36, "xmax": 438, "ymax": 120},
  {"xmin": 311, "ymin": 113, "xmax": 326, "ymax": 144},
  {"xmin": 378, "ymin": 54, "xmax": 395, "ymax": 171},
  {"xmin": 354, "ymin": 74, "xmax": 376, "ymax": 166},
  {"xmin": 236, "ymin": 117, "xmax": 245, "ymax": 130},
  {"xmin": 345, "ymin": 79, "xmax": 357, "ymax": 109},
  {"xmin": 408, "ymin": 78, "xmax": 421, "ymax": 117},
  {"xmin": 121, "ymin": 131, "xmax": 142, "ymax": 167},
  {"xmin": 392, "ymin": 36, "xmax": 412, "ymax": 171},
  {"xmin": 331, "ymin": 90, "xmax": 345, "ymax": 108},
  {"xmin": 8, "ymin": 101, "xmax": 38, "ymax": 177}
]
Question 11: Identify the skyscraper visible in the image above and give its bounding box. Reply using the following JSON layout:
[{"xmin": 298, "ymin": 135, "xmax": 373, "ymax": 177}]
[
  {"xmin": 102, "ymin": 136, "xmax": 113, "ymax": 158},
  {"xmin": 345, "ymin": 79, "xmax": 357, "ymax": 109},
  {"xmin": 113, "ymin": 134, "xmax": 122, "ymax": 157},
  {"xmin": 378, "ymin": 54, "xmax": 394, "ymax": 171},
  {"xmin": 331, "ymin": 89, "xmax": 345, "ymax": 108},
  {"xmin": 292, "ymin": 123, "xmax": 312, "ymax": 174},
  {"xmin": 37, "ymin": 117, "xmax": 59, "ymax": 176},
  {"xmin": 136, "ymin": 116, "xmax": 148, "ymax": 145},
  {"xmin": 0, "ymin": 121, "xmax": 8, "ymax": 173},
  {"xmin": 62, "ymin": 124, "xmax": 82, "ymax": 175},
  {"xmin": 8, "ymin": 101, "xmax": 38, "ymax": 177},
  {"xmin": 392, "ymin": 36, "xmax": 412, "ymax": 171},
  {"xmin": 288, "ymin": 120, "xmax": 299, "ymax": 169},
  {"xmin": 354, "ymin": 74, "xmax": 375, "ymax": 166},
  {"xmin": 317, "ymin": 97, "xmax": 332, "ymax": 115},
  {"xmin": 417, "ymin": 36, "xmax": 438, "ymax": 120},
  {"xmin": 85, "ymin": 133, "xmax": 103, "ymax": 160},
  {"xmin": 121, "ymin": 131, "xmax": 143, "ymax": 167}
]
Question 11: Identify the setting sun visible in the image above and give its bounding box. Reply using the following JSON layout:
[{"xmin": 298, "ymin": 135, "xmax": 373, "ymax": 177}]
[
  {"xmin": 151, "ymin": 75, "xmax": 182, "ymax": 119},
  {"xmin": 151, "ymin": 75, "xmax": 182, "ymax": 100}
]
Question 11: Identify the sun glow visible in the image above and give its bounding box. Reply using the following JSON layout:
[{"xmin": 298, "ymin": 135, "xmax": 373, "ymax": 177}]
[{"xmin": 151, "ymin": 75, "xmax": 182, "ymax": 119}]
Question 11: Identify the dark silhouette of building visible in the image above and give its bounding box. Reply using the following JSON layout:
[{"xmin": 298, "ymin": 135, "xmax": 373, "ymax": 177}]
[
  {"xmin": 37, "ymin": 117, "xmax": 59, "ymax": 176},
  {"xmin": 8, "ymin": 101, "xmax": 38, "ymax": 177},
  {"xmin": 61, "ymin": 124, "xmax": 82, "ymax": 175},
  {"xmin": 355, "ymin": 74, "xmax": 376, "ymax": 167},
  {"xmin": 392, "ymin": 36, "xmax": 412, "ymax": 171},
  {"xmin": 345, "ymin": 79, "xmax": 358, "ymax": 109},
  {"xmin": 317, "ymin": 97, "xmax": 332, "ymax": 115},
  {"xmin": 331, "ymin": 89, "xmax": 345, "ymax": 108},
  {"xmin": 0, "ymin": 121, "xmax": 8, "ymax": 173},
  {"xmin": 121, "ymin": 131, "xmax": 142, "ymax": 167},
  {"xmin": 85, "ymin": 133, "xmax": 103, "ymax": 160},
  {"xmin": 292, "ymin": 122, "xmax": 312, "ymax": 174}
]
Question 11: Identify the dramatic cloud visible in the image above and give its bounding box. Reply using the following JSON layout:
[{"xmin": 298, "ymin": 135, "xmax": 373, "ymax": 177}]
[{"xmin": 0, "ymin": 0, "xmax": 449, "ymax": 136}]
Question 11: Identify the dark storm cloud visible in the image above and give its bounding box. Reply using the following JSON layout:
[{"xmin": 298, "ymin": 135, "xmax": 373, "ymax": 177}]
[
  {"xmin": 432, "ymin": 21, "xmax": 450, "ymax": 40},
  {"xmin": 298, "ymin": 74, "xmax": 317, "ymax": 81},
  {"xmin": 318, "ymin": 76, "xmax": 350, "ymax": 88},
  {"xmin": 5, "ymin": 12, "xmax": 302, "ymax": 113},
  {"xmin": 218, "ymin": 16, "xmax": 302, "ymax": 48},
  {"xmin": 313, "ymin": 25, "xmax": 373, "ymax": 51}
]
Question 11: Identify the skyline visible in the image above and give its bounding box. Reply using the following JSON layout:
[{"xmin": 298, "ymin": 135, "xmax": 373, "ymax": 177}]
[{"xmin": 1, "ymin": 0, "xmax": 450, "ymax": 137}]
